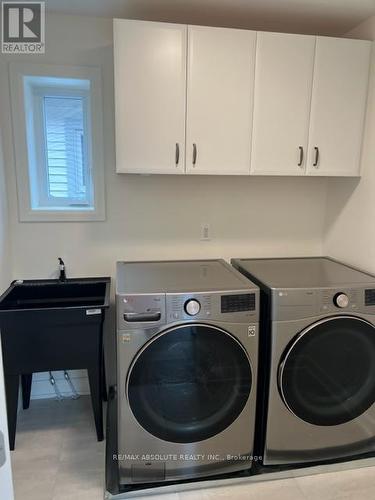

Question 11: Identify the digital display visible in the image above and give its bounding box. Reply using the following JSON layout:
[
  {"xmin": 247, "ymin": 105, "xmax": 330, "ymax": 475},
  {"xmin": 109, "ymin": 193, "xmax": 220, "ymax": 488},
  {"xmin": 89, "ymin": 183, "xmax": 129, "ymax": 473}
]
[
  {"xmin": 221, "ymin": 293, "xmax": 255, "ymax": 313},
  {"xmin": 365, "ymin": 289, "xmax": 375, "ymax": 306}
]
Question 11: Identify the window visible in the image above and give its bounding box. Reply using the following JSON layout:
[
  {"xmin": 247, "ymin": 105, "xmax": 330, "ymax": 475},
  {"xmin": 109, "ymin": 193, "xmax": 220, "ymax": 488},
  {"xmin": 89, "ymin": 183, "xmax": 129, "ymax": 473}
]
[
  {"xmin": 27, "ymin": 80, "xmax": 92, "ymax": 210},
  {"xmin": 10, "ymin": 64, "xmax": 105, "ymax": 221}
]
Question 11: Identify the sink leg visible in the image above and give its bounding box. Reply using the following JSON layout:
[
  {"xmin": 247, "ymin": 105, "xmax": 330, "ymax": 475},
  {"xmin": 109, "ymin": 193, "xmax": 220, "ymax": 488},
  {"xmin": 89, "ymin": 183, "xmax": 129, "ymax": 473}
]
[
  {"xmin": 102, "ymin": 353, "xmax": 108, "ymax": 403},
  {"xmin": 4, "ymin": 374, "xmax": 19, "ymax": 450},
  {"xmin": 88, "ymin": 365, "xmax": 103, "ymax": 441},
  {"xmin": 21, "ymin": 374, "xmax": 33, "ymax": 409}
]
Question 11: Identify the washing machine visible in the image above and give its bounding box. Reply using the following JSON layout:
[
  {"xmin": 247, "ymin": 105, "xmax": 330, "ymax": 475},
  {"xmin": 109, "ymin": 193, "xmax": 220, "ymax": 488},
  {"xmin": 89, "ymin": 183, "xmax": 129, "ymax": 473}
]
[
  {"xmin": 232, "ymin": 256, "xmax": 375, "ymax": 466},
  {"xmin": 116, "ymin": 259, "xmax": 259, "ymax": 485}
]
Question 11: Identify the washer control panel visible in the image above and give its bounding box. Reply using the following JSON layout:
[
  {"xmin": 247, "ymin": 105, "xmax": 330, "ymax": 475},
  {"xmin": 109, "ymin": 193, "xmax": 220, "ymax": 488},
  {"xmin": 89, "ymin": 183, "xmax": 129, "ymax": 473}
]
[
  {"xmin": 118, "ymin": 290, "xmax": 259, "ymax": 327},
  {"xmin": 167, "ymin": 292, "xmax": 258, "ymax": 323}
]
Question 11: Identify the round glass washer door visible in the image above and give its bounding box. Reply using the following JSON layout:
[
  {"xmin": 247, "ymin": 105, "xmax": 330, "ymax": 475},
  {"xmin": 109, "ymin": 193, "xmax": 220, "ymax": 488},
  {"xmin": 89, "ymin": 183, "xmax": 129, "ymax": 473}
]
[
  {"xmin": 279, "ymin": 316, "xmax": 375, "ymax": 426},
  {"xmin": 127, "ymin": 324, "xmax": 252, "ymax": 443}
]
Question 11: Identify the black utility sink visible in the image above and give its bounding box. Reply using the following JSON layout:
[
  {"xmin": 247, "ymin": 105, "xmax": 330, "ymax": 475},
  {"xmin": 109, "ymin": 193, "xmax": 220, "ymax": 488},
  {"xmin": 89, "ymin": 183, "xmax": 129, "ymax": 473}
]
[
  {"xmin": 0, "ymin": 278, "xmax": 110, "ymax": 310},
  {"xmin": 0, "ymin": 276, "xmax": 111, "ymax": 450}
]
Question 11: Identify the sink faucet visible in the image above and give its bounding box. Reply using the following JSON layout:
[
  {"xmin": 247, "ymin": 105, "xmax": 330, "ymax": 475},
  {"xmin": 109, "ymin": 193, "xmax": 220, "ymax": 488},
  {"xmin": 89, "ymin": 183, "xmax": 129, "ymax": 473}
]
[{"xmin": 58, "ymin": 257, "xmax": 66, "ymax": 281}]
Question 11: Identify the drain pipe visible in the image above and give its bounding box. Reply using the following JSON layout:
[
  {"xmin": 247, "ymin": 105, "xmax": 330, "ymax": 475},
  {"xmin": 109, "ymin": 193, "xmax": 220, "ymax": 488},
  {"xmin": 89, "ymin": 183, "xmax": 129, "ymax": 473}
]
[
  {"xmin": 49, "ymin": 371, "xmax": 63, "ymax": 401},
  {"xmin": 64, "ymin": 371, "xmax": 80, "ymax": 399}
]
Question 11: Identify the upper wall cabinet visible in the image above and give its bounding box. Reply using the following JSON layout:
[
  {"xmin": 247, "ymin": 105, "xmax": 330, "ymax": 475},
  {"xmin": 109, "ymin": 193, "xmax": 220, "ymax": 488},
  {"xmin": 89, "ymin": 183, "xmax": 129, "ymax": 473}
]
[
  {"xmin": 113, "ymin": 19, "xmax": 187, "ymax": 174},
  {"xmin": 186, "ymin": 26, "xmax": 256, "ymax": 175},
  {"xmin": 306, "ymin": 37, "xmax": 371, "ymax": 176},
  {"xmin": 113, "ymin": 19, "xmax": 371, "ymax": 177},
  {"xmin": 251, "ymin": 32, "xmax": 315, "ymax": 176}
]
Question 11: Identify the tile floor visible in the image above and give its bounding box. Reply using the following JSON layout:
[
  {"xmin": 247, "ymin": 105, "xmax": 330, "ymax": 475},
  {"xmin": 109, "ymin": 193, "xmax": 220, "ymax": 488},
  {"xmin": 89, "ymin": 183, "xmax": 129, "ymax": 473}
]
[
  {"xmin": 11, "ymin": 397, "xmax": 105, "ymax": 500},
  {"xmin": 10, "ymin": 397, "xmax": 375, "ymax": 500}
]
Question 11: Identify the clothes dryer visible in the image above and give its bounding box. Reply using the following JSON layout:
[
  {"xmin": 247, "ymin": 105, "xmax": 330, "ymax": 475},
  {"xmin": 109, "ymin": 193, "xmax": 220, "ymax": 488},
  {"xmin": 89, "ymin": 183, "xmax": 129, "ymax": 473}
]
[{"xmin": 232, "ymin": 257, "xmax": 375, "ymax": 466}]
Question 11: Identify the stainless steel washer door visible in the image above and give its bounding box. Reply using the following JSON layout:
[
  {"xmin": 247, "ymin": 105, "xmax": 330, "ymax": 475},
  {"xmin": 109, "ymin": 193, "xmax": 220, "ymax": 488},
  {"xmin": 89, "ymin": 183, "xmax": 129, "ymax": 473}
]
[
  {"xmin": 279, "ymin": 316, "xmax": 375, "ymax": 426},
  {"xmin": 127, "ymin": 323, "xmax": 252, "ymax": 443}
]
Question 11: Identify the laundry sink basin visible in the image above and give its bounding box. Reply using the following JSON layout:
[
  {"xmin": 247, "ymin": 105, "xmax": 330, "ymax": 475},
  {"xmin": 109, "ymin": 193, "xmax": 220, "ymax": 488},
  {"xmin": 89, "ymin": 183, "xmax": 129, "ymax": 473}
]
[
  {"xmin": 0, "ymin": 277, "xmax": 110, "ymax": 310},
  {"xmin": 0, "ymin": 276, "xmax": 111, "ymax": 450}
]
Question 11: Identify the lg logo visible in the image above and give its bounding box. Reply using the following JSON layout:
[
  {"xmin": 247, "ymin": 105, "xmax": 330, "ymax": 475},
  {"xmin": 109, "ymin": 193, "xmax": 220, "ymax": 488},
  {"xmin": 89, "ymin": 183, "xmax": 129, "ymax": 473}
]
[{"xmin": 1, "ymin": 2, "xmax": 45, "ymax": 53}]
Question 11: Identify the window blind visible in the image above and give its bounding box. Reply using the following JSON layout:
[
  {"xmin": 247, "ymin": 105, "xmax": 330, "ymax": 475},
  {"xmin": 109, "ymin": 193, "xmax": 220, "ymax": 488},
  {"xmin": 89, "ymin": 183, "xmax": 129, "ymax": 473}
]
[{"xmin": 43, "ymin": 96, "xmax": 88, "ymax": 203}]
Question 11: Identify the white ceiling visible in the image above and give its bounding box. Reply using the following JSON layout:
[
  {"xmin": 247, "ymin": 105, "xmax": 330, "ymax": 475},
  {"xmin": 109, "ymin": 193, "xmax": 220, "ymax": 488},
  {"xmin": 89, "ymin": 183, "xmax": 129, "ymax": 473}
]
[{"xmin": 46, "ymin": 0, "xmax": 375, "ymax": 36}]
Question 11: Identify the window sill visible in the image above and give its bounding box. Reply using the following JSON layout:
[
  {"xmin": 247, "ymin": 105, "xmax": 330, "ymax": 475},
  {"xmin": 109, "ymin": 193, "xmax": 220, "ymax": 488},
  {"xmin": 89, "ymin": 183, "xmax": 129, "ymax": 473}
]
[{"xmin": 19, "ymin": 208, "xmax": 105, "ymax": 222}]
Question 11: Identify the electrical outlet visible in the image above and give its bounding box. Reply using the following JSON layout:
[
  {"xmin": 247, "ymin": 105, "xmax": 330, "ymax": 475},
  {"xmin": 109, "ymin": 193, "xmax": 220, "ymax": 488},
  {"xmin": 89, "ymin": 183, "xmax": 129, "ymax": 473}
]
[{"xmin": 201, "ymin": 223, "xmax": 211, "ymax": 241}]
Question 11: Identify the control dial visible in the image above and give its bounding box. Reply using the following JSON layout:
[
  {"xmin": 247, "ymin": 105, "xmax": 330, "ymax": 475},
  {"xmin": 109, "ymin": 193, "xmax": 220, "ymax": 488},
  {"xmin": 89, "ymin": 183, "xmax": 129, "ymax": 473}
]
[
  {"xmin": 184, "ymin": 299, "xmax": 201, "ymax": 316},
  {"xmin": 334, "ymin": 293, "xmax": 349, "ymax": 308}
]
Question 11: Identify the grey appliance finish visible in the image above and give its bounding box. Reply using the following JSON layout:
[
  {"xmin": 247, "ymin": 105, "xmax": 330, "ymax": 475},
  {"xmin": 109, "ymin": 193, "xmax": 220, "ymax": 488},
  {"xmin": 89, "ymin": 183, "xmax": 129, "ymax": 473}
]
[
  {"xmin": 232, "ymin": 257, "xmax": 375, "ymax": 466},
  {"xmin": 116, "ymin": 260, "xmax": 259, "ymax": 485}
]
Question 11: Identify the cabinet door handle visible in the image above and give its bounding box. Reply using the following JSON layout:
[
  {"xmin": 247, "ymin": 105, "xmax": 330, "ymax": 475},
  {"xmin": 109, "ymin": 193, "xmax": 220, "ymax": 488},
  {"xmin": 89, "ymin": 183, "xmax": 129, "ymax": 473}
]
[
  {"xmin": 192, "ymin": 143, "xmax": 197, "ymax": 166},
  {"xmin": 298, "ymin": 146, "xmax": 304, "ymax": 167},
  {"xmin": 313, "ymin": 146, "xmax": 319, "ymax": 167},
  {"xmin": 175, "ymin": 143, "xmax": 180, "ymax": 166}
]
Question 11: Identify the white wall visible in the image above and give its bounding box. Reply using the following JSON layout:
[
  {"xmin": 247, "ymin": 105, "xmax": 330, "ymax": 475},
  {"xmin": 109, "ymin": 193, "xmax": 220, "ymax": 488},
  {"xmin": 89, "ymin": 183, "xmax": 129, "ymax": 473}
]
[
  {"xmin": 323, "ymin": 17, "xmax": 375, "ymax": 273},
  {"xmin": 0, "ymin": 13, "xmax": 328, "ymax": 275},
  {"xmin": 0, "ymin": 132, "xmax": 10, "ymax": 294},
  {"xmin": 0, "ymin": 13, "xmax": 328, "ymax": 397}
]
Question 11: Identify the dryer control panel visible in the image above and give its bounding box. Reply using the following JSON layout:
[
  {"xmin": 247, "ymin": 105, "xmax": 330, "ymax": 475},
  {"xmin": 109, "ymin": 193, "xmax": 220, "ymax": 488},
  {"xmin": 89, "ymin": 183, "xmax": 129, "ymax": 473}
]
[
  {"xmin": 320, "ymin": 289, "xmax": 361, "ymax": 313},
  {"xmin": 272, "ymin": 287, "xmax": 375, "ymax": 321}
]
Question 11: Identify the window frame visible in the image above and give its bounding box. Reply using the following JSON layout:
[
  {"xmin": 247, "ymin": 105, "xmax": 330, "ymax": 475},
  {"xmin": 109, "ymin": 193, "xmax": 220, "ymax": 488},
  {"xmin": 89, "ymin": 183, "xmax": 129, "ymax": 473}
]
[{"xmin": 9, "ymin": 63, "xmax": 106, "ymax": 222}]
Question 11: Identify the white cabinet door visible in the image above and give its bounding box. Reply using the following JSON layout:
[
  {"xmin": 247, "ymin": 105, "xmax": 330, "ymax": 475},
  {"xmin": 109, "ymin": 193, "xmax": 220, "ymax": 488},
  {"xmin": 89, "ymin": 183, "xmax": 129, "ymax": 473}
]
[
  {"xmin": 306, "ymin": 37, "xmax": 371, "ymax": 176},
  {"xmin": 186, "ymin": 26, "xmax": 256, "ymax": 175},
  {"xmin": 251, "ymin": 32, "xmax": 315, "ymax": 175},
  {"xmin": 114, "ymin": 19, "xmax": 187, "ymax": 174}
]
